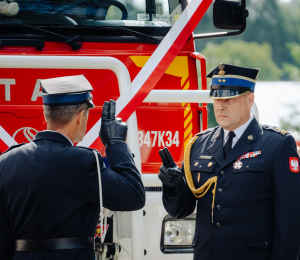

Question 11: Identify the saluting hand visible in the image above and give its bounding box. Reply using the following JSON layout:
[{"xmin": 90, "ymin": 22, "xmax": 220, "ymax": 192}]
[
  {"xmin": 158, "ymin": 148, "xmax": 183, "ymax": 190},
  {"xmin": 99, "ymin": 99, "xmax": 128, "ymax": 147}
]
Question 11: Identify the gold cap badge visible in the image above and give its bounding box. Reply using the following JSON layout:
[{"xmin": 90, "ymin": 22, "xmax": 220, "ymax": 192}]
[{"xmin": 218, "ymin": 63, "xmax": 225, "ymax": 76}]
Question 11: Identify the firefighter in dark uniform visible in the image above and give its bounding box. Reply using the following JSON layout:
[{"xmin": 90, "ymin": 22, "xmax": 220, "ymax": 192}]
[
  {"xmin": 0, "ymin": 75, "xmax": 145, "ymax": 260},
  {"xmin": 159, "ymin": 64, "xmax": 300, "ymax": 260}
]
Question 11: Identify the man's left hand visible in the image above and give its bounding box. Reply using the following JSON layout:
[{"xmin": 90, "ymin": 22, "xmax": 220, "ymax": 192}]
[{"xmin": 158, "ymin": 148, "xmax": 183, "ymax": 190}]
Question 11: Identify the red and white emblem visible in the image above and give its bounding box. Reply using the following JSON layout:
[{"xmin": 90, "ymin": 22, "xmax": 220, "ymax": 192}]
[
  {"xmin": 94, "ymin": 224, "xmax": 109, "ymax": 238},
  {"xmin": 233, "ymin": 160, "xmax": 243, "ymax": 170},
  {"xmin": 289, "ymin": 157, "xmax": 299, "ymax": 173}
]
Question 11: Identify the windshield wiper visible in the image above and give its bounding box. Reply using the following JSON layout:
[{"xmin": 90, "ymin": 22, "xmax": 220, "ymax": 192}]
[
  {"xmin": 0, "ymin": 22, "xmax": 82, "ymax": 50},
  {"xmin": 105, "ymin": 26, "xmax": 161, "ymax": 45},
  {"xmin": 77, "ymin": 25, "xmax": 161, "ymax": 45},
  {"xmin": 0, "ymin": 23, "xmax": 161, "ymax": 46}
]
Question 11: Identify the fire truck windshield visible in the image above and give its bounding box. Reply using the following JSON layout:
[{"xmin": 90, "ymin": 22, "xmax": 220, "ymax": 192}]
[{"xmin": 0, "ymin": 0, "xmax": 183, "ymax": 28}]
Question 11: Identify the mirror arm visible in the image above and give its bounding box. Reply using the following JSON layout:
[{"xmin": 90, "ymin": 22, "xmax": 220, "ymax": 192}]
[
  {"xmin": 193, "ymin": 21, "xmax": 246, "ymax": 40},
  {"xmin": 194, "ymin": 0, "xmax": 248, "ymax": 40}
]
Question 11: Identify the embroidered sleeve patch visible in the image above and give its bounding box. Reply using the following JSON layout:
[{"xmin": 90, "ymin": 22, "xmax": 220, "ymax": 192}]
[{"xmin": 289, "ymin": 157, "xmax": 299, "ymax": 173}]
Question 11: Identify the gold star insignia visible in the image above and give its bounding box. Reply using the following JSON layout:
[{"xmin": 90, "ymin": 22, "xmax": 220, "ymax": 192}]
[
  {"xmin": 223, "ymin": 79, "xmax": 226, "ymax": 83},
  {"xmin": 218, "ymin": 79, "xmax": 221, "ymax": 83}
]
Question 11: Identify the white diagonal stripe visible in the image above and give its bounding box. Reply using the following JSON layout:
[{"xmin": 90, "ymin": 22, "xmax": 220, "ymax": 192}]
[
  {"xmin": 78, "ymin": 0, "xmax": 208, "ymax": 147},
  {"xmin": 0, "ymin": 125, "xmax": 18, "ymax": 147},
  {"xmin": 115, "ymin": 0, "xmax": 205, "ymax": 116}
]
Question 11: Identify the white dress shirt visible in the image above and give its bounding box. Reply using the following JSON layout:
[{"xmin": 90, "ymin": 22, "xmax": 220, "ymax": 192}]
[
  {"xmin": 42, "ymin": 130, "xmax": 74, "ymax": 146},
  {"xmin": 223, "ymin": 115, "xmax": 253, "ymax": 148}
]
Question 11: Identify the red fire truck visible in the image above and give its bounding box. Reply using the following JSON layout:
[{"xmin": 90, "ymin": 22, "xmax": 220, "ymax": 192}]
[{"xmin": 0, "ymin": 0, "xmax": 249, "ymax": 259}]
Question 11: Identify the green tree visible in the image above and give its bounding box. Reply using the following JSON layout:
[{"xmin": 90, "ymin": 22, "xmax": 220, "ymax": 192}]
[
  {"xmin": 242, "ymin": 0, "xmax": 294, "ymax": 66},
  {"xmin": 201, "ymin": 39, "xmax": 283, "ymax": 81},
  {"xmin": 193, "ymin": 0, "xmax": 300, "ymax": 80},
  {"xmin": 283, "ymin": 32, "xmax": 300, "ymax": 81}
]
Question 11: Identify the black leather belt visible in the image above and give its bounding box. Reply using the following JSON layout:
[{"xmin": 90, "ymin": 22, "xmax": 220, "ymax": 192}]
[{"xmin": 14, "ymin": 237, "xmax": 94, "ymax": 251}]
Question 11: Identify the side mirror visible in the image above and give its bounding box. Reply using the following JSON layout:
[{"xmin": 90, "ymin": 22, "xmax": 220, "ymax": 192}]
[
  {"xmin": 194, "ymin": 0, "xmax": 249, "ymax": 40},
  {"xmin": 213, "ymin": 0, "xmax": 248, "ymax": 30}
]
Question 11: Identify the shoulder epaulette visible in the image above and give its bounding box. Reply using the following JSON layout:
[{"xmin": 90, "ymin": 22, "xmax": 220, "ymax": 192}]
[
  {"xmin": 75, "ymin": 146, "xmax": 95, "ymax": 152},
  {"xmin": 196, "ymin": 126, "xmax": 218, "ymax": 136},
  {"xmin": 76, "ymin": 146, "xmax": 105, "ymax": 167},
  {"xmin": 2, "ymin": 143, "xmax": 27, "ymax": 155},
  {"xmin": 75, "ymin": 146, "xmax": 102, "ymax": 156},
  {"xmin": 262, "ymin": 125, "xmax": 288, "ymax": 136},
  {"xmin": 75, "ymin": 146, "xmax": 103, "ymax": 156}
]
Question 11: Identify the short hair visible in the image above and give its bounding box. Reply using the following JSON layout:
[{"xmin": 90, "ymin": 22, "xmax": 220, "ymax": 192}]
[
  {"xmin": 243, "ymin": 91, "xmax": 251, "ymax": 96},
  {"xmin": 44, "ymin": 102, "xmax": 89, "ymax": 126}
]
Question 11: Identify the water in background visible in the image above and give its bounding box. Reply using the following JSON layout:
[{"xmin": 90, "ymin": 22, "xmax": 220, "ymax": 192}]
[{"xmin": 255, "ymin": 81, "xmax": 300, "ymax": 140}]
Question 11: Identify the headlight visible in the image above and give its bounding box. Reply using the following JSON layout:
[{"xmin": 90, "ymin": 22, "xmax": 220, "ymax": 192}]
[{"xmin": 160, "ymin": 213, "xmax": 196, "ymax": 253}]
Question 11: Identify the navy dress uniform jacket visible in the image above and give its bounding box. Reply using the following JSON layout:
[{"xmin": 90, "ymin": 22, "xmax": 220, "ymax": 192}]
[
  {"xmin": 0, "ymin": 131, "xmax": 145, "ymax": 260},
  {"xmin": 163, "ymin": 118, "xmax": 300, "ymax": 260}
]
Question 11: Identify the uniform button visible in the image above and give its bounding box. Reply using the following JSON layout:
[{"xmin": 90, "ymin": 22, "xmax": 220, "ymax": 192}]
[
  {"xmin": 218, "ymin": 188, "xmax": 223, "ymax": 193},
  {"xmin": 265, "ymin": 242, "xmax": 268, "ymax": 246},
  {"xmin": 215, "ymin": 222, "xmax": 220, "ymax": 228},
  {"xmin": 246, "ymin": 165, "xmax": 250, "ymax": 169},
  {"xmin": 199, "ymin": 165, "xmax": 203, "ymax": 169},
  {"xmin": 220, "ymin": 171, "xmax": 225, "ymax": 176},
  {"xmin": 216, "ymin": 205, "xmax": 221, "ymax": 210}
]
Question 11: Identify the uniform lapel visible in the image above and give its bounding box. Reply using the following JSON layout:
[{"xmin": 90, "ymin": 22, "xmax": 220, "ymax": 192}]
[
  {"xmin": 207, "ymin": 127, "xmax": 224, "ymax": 166},
  {"xmin": 221, "ymin": 117, "xmax": 259, "ymax": 168}
]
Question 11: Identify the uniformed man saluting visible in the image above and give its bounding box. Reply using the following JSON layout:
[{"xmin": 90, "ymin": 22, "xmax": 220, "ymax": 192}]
[
  {"xmin": 0, "ymin": 75, "xmax": 145, "ymax": 260},
  {"xmin": 159, "ymin": 64, "xmax": 300, "ymax": 260}
]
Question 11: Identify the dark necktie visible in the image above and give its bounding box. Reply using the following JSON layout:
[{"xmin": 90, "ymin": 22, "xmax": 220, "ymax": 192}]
[{"xmin": 223, "ymin": 131, "xmax": 236, "ymax": 159}]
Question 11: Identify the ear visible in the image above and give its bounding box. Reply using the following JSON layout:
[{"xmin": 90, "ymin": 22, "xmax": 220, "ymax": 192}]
[
  {"xmin": 248, "ymin": 92, "xmax": 254, "ymax": 109},
  {"xmin": 43, "ymin": 109, "xmax": 47, "ymax": 123},
  {"xmin": 77, "ymin": 110, "xmax": 86, "ymax": 126}
]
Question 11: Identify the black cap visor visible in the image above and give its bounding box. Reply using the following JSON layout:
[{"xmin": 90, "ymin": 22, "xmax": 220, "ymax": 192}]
[{"xmin": 209, "ymin": 85, "xmax": 252, "ymax": 99}]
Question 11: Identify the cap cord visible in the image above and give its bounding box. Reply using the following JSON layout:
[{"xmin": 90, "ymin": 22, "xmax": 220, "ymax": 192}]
[{"xmin": 93, "ymin": 150, "xmax": 107, "ymax": 244}]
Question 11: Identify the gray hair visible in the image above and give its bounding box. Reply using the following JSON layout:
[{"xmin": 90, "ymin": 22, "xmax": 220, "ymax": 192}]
[{"xmin": 44, "ymin": 103, "xmax": 89, "ymax": 126}]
